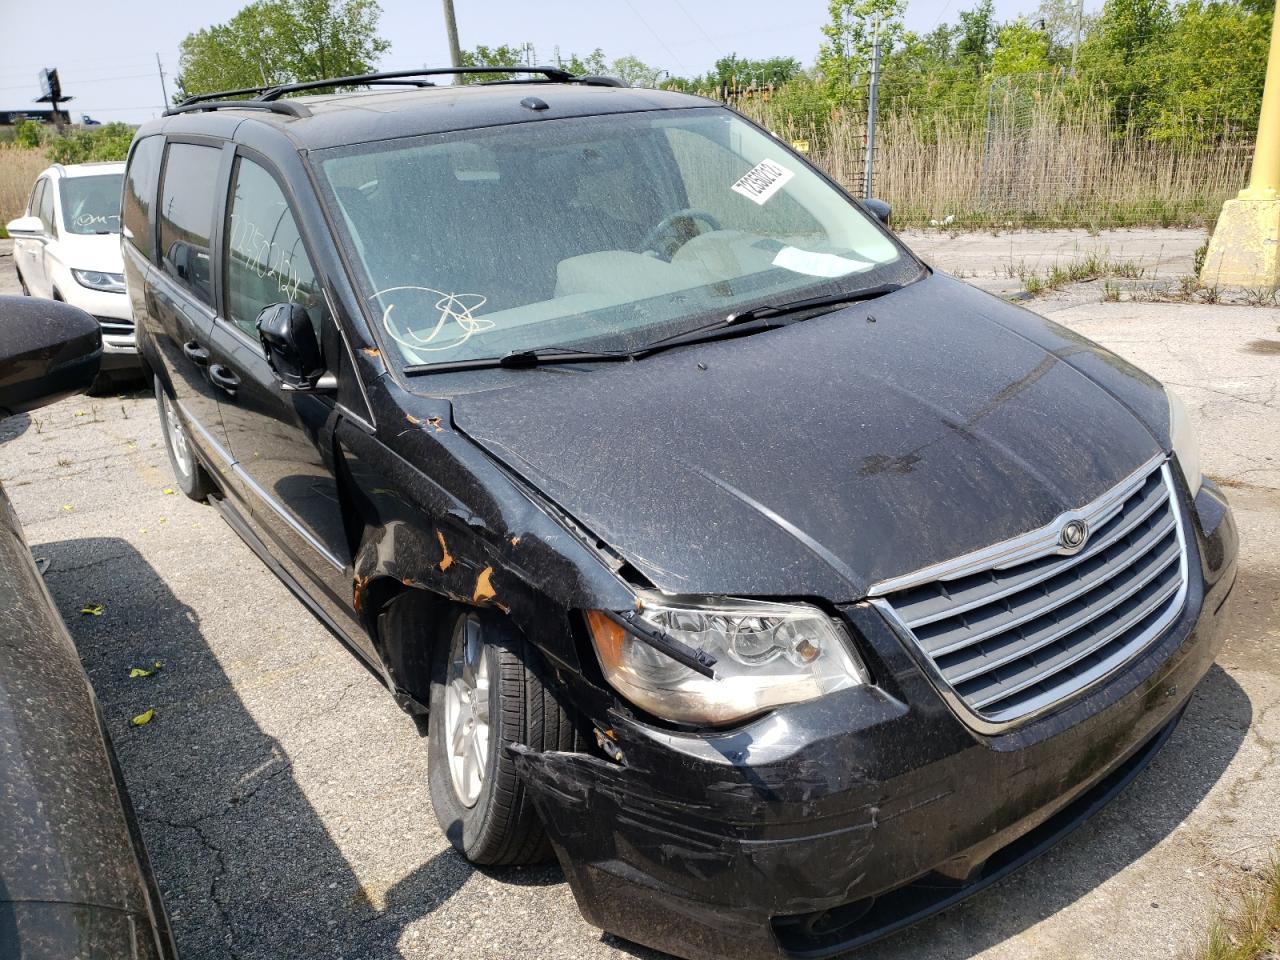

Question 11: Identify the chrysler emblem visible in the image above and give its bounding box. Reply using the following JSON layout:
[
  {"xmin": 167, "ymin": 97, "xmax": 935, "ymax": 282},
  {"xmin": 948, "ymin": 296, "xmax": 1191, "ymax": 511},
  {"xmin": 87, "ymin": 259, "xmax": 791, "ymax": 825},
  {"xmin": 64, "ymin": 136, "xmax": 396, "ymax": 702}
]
[{"xmin": 1059, "ymin": 519, "xmax": 1089, "ymax": 553}]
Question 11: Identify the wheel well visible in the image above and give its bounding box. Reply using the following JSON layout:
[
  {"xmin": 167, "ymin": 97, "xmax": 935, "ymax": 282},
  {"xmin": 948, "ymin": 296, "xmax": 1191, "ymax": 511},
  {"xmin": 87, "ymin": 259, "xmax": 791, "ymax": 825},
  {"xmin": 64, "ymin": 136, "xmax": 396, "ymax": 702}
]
[{"xmin": 370, "ymin": 585, "xmax": 458, "ymax": 716}]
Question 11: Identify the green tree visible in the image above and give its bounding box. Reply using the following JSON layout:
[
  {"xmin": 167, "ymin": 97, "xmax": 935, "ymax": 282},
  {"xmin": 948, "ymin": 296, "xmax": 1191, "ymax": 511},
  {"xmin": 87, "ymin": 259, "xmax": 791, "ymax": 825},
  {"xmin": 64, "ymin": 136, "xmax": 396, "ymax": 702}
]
[
  {"xmin": 957, "ymin": 0, "xmax": 998, "ymax": 68},
  {"xmin": 456, "ymin": 43, "xmax": 529, "ymax": 83},
  {"xmin": 14, "ymin": 119, "xmax": 43, "ymax": 149},
  {"xmin": 817, "ymin": 0, "xmax": 906, "ymax": 104},
  {"xmin": 610, "ymin": 54, "xmax": 664, "ymax": 87},
  {"xmin": 562, "ymin": 48, "xmax": 608, "ymax": 76},
  {"xmin": 1141, "ymin": 0, "xmax": 1274, "ymax": 139},
  {"xmin": 45, "ymin": 123, "xmax": 135, "ymax": 164},
  {"xmin": 175, "ymin": 0, "xmax": 389, "ymax": 101},
  {"xmin": 706, "ymin": 54, "xmax": 802, "ymax": 88},
  {"xmin": 992, "ymin": 20, "xmax": 1053, "ymax": 75}
]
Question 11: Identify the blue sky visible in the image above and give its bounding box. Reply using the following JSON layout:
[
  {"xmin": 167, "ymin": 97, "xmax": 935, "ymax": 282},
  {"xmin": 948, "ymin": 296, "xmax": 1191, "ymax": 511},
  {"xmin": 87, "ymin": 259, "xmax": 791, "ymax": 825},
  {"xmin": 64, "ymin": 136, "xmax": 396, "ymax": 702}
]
[{"xmin": 0, "ymin": 0, "xmax": 1101, "ymax": 123}]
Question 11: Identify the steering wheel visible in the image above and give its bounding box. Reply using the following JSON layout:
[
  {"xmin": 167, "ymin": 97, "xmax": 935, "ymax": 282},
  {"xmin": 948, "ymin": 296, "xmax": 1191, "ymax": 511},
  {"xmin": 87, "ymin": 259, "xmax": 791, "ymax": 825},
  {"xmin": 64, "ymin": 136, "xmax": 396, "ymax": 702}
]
[{"xmin": 638, "ymin": 208, "xmax": 722, "ymax": 260}]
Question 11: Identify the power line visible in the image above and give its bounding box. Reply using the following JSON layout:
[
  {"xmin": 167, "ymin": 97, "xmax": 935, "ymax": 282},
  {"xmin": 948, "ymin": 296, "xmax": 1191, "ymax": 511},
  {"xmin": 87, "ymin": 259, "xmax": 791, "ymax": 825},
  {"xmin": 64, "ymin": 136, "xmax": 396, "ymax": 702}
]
[
  {"xmin": 620, "ymin": 0, "xmax": 691, "ymax": 75},
  {"xmin": 670, "ymin": 0, "xmax": 723, "ymax": 57}
]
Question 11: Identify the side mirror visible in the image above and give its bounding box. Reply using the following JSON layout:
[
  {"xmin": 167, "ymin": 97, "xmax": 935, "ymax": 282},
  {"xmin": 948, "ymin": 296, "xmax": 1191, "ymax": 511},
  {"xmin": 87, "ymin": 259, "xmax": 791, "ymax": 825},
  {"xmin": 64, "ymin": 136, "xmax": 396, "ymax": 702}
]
[
  {"xmin": 0, "ymin": 296, "xmax": 101, "ymax": 417},
  {"xmin": 864, "ymin": 198, "xmax": 892, "ymax": 227},
  {"xmin": 5, "ymin": 215, "xmax": 45, "ymax": 239},
  {"xmin": 257, "ymin": 302, "xmax": 328, "ymax": 391}
]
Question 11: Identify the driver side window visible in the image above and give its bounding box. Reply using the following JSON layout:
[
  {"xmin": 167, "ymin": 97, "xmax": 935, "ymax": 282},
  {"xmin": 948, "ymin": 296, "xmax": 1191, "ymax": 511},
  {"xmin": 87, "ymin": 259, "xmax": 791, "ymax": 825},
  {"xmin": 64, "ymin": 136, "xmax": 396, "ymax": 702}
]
[{"xmin": 224, "ymin": 156, "xmax": 324, "ymax": 339}]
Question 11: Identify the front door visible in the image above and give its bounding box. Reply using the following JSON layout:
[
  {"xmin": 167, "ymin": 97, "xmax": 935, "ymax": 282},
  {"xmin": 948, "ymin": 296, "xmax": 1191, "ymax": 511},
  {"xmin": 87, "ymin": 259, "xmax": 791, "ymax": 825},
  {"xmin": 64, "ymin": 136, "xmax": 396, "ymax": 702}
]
[
  {"xmin": 204, "ymin": 151, "xmax": 355, "ymax": 625},
  {"xmin": 16, "ymin": 179, "xmax": 52, "ymax": 296}
]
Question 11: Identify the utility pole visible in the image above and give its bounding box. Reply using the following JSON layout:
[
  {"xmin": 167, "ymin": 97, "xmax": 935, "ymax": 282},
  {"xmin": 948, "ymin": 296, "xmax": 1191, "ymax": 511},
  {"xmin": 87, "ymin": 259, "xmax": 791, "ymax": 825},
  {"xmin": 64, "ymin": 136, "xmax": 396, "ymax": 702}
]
[
  {"xmin": 863, "ymin": 22, "xmax": 883, "ymax": 200},
  {"xmin": 441, "ymin": 0, "xmax": 462, "ymax": 81},
  {"xmin": 156, "ymin": 53, "xmax": 169, "ymax": 107},
  {"xmin": 1070, "ymin": 0, "xmax": 1084, "ymax": 77},
  {"xmin": 1199, "ymin": 0, "xmax": 1280, "ymax": 288}
]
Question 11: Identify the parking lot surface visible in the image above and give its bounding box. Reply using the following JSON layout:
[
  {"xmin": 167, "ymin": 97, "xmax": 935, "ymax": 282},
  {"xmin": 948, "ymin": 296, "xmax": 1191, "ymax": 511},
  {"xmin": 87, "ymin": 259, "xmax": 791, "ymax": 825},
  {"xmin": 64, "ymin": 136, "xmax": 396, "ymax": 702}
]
[{"xmin": 2, "ymin": 234, "xmax": 1278, "ymax": 959}]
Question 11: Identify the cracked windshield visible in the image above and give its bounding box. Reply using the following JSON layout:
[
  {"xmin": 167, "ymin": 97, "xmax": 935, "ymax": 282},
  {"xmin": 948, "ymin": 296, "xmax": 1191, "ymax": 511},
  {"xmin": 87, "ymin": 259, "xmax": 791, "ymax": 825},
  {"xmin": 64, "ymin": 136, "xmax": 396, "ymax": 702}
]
[{"xmin": 319, "ymin": 108, "xmax": 918, "ymax": 366}]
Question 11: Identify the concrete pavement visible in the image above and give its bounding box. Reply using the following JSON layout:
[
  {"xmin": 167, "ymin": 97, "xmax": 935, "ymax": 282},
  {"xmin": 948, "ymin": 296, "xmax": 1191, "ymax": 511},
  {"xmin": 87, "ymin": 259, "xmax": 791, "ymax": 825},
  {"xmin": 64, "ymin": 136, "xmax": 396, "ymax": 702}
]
[{"xmin": 1, "ymin": 233, "xmax": 1277, "ymax": 960}]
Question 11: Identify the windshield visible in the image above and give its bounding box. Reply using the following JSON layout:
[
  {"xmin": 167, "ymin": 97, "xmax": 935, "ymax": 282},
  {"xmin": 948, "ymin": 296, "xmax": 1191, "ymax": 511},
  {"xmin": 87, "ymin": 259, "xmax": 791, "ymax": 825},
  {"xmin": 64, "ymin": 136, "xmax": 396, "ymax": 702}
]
[
  {"xmin": 318, "ymin": 107, "xmax": 919, "ymax": 368},
  {"xmin": 59, "ymin": 173, "xmax": 123, "ymax": 235}
]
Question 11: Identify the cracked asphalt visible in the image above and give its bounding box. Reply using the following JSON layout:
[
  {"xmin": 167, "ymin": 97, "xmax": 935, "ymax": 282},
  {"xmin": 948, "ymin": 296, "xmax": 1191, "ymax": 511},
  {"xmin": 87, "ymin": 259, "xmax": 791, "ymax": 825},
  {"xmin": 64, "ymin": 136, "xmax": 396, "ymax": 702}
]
[{"xmin": 1, "ymin": 232, "xmax": 1278, "ymax": 960}]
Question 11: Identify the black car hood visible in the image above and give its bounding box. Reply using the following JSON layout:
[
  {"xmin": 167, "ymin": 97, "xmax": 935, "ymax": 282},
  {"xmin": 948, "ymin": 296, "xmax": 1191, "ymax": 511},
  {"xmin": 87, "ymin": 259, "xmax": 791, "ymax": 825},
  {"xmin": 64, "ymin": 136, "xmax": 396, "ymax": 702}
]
[{"xmin": 449, "ymin": 274, "xmax": 1166, "ymax": 601}]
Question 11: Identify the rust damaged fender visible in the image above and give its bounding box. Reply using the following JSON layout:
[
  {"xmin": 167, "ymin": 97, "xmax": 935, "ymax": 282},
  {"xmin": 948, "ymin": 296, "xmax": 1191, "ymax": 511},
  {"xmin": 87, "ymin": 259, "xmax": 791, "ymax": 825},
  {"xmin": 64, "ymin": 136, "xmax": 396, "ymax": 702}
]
[{"xmin": 334, "ymin": 381, "xmax": 637, "ymax": 708}]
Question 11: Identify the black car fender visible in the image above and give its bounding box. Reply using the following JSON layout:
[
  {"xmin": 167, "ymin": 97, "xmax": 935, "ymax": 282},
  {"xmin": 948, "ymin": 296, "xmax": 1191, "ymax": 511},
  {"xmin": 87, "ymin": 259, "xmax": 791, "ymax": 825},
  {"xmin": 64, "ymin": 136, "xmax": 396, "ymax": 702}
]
[{"xmin": 333, "ymin": 410, "xmax": 636, "ymax": 712}]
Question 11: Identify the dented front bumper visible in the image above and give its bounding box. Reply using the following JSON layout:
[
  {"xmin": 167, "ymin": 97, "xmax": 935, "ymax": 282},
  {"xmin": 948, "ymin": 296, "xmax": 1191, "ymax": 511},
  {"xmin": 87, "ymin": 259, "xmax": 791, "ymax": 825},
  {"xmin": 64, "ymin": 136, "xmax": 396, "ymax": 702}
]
[{"xmin": 511, "ymin": 482, "xmax": 1238, "ymax": 960}]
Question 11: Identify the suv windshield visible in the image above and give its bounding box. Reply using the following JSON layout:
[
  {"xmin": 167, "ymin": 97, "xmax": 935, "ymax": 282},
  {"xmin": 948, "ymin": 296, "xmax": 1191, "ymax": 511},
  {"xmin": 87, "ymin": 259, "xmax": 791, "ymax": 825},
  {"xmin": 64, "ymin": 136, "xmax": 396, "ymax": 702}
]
[
  {"xmin": 317, "ymin": 107, "xmax": 919, "ymax": 368},
  {"xmin": 60, "ymin": 173, "xmax": 123, "ymax": 235}
]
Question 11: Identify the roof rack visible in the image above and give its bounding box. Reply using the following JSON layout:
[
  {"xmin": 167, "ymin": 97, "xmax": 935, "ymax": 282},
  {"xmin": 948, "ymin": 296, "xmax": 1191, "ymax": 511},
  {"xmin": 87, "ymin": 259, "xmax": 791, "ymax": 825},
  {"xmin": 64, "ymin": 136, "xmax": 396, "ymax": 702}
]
[{"xmin": 164, "ymin": 65, "xmax": 613, "ymax": 117}]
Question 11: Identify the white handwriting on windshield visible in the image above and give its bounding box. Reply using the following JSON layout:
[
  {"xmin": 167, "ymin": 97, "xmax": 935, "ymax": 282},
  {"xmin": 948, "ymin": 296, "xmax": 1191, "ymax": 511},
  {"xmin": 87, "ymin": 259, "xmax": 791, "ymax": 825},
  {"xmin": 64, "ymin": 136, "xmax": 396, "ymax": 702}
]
[
  {"xmin": 229, "ymin": 212, "xmax": 303, "ymax": 303},
  {"xmin": 74, "ymin": 213, "xmax": 119, "ymax": 227},
  {"xmin": 371, "ymin": 285, "xmax": 490, "ymax": 353}
]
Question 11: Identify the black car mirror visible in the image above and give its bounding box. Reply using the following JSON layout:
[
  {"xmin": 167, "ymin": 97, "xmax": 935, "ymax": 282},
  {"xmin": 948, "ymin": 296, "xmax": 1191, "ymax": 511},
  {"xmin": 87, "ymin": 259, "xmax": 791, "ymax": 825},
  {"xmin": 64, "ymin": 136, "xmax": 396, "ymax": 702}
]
[
  {"xmin": 0, "ymin": 296, "xmax": 101, "ymax": 418},
  {"xmin": 865, "ymin": 198, "xmax": 892, "ymax": 226},
  {"xmin": 256, "ymin": 302, "xmax": 330, "ymax": 391}
]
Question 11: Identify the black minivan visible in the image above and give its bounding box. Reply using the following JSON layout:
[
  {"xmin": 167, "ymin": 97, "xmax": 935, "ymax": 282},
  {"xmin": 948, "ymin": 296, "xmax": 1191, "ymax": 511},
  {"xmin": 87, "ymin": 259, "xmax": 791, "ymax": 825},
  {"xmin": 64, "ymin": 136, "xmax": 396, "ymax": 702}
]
[{"xmin": 123, "ymin": 67, "xmax": 1238, "ymax": 960}]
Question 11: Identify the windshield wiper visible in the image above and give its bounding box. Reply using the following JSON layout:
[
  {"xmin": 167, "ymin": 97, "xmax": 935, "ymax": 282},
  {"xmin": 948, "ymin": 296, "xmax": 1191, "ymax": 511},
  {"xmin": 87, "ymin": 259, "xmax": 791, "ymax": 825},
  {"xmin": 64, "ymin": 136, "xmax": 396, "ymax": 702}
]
[
  {"xmin": 638, "ymin": 282, "xmax": 905, "ymax": 356},
  {"xmin": 402, "ymin": 345, "xmax": 634, "ymax": 376}
]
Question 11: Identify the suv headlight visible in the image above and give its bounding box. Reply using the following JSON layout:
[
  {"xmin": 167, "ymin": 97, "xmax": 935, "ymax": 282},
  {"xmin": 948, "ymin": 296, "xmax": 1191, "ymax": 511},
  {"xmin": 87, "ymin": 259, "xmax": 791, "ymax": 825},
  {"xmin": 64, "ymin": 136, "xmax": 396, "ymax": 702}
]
[
  {"xmin": 587, "ymin": 594, "xmax": 869, "ymax": 726},
  {"xmin": 1167, "ymin": 388, "xmax": 1202, "ymax": 497},
  {"xmin": 71, "ymin": 269, "xmax": 126, "ymax": 293}
]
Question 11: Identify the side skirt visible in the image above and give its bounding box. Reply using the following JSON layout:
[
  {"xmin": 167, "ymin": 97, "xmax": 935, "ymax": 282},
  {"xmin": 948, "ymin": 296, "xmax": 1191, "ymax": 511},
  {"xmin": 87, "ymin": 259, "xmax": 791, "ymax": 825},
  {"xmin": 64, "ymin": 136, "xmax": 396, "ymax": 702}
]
[{"xmin": 207, "ymin": 493, "xmax": 389, "ymax": 692}]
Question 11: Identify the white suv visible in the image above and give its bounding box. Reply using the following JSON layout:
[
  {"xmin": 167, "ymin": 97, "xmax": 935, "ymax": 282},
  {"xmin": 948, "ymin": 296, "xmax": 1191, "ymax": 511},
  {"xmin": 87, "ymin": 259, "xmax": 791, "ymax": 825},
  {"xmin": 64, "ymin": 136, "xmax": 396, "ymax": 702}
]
[{"xmin": 6, "ymin": 162, "xmax": 140, "ymax": 382}]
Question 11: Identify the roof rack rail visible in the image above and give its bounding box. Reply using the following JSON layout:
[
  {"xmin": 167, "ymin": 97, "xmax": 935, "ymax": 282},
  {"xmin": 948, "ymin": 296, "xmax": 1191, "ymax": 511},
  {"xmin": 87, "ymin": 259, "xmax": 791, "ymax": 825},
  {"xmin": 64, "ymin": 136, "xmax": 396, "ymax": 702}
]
[
  {"xmin": 255, "ymin": 66, "xmax": 576, "ymax": 100},
  {"xmin": 165, "ymin": 99, "xmax": 312, "ymax": 119},
  {"xmin": 163, "ymin": 66, "xmax": 626, "ymax": 119}
]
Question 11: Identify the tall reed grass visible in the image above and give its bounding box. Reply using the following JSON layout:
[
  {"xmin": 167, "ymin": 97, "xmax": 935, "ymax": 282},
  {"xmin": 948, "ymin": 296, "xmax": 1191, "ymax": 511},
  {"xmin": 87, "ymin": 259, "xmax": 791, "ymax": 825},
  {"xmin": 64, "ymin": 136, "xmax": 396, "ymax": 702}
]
[
  {"xmin": 0, "ymin": 147, "xmax": 47, "ymax": 231},
  {"xmin": 740, "ymin": 88, "xmax": 1252, "ymax": 230}
]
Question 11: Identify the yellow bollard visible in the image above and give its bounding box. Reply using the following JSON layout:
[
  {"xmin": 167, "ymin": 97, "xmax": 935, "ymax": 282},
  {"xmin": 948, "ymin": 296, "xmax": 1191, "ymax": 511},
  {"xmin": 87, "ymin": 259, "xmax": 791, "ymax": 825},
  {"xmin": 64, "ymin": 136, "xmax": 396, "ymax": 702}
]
[{"xmin": 1200, "ymin": 0, "xmax": 1280, "ymax": 288}]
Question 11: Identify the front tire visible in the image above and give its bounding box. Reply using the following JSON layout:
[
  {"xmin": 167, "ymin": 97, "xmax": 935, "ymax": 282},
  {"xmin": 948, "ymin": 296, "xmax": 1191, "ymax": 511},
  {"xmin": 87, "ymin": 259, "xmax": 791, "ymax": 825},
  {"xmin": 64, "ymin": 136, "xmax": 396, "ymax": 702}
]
[
  {"xmin": 427, "ymin": 608, "xmax": 576, "ymax": 865},
  {"xmin": 154, "ymin": 376, "xmax": 214, "ymax": 501}
]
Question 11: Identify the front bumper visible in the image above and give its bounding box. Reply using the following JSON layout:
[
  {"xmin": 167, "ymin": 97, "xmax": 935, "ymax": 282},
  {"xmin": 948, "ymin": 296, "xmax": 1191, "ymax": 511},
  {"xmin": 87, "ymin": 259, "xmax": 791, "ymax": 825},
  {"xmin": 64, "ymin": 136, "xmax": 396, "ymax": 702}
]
[{"xmin": 513, "ymin": 481, "xmax": 1238, "ymax": 960}]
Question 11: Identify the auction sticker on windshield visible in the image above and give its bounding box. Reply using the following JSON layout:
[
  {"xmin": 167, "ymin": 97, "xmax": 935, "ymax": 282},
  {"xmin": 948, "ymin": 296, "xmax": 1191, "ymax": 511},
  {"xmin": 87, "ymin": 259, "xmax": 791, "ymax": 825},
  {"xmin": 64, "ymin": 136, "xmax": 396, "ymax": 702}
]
[{"xmin": 731, "ymin": 159, "xmax": 794, "ymax": 205}]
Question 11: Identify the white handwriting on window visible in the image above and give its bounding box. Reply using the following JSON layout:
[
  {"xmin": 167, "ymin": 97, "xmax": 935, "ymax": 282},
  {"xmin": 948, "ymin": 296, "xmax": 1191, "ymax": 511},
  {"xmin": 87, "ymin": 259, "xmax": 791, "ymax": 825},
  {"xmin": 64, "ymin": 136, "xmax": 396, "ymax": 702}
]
[{"xmin": 229, "ymin": 211, "xmax": 304, "ymax": 303}]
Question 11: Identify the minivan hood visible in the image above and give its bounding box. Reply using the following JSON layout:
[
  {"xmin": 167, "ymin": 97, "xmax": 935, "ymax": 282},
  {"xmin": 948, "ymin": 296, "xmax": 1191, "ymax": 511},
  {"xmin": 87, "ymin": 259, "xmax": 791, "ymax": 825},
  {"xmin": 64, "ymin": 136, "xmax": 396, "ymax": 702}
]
[
  {"xmin": 57, "ymin": 232, "xmax": 124, "ymax": 274},
  {"xmin": 450, "ymin": 274, "xmax": 1165, "ymax": 601}
]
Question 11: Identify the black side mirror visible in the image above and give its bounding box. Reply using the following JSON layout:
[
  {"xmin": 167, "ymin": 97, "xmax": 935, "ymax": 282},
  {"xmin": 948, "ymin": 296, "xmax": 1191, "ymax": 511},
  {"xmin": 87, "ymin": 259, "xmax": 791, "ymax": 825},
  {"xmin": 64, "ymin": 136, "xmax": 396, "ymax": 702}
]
[
  {"xmin": 257, "ymin": 302, "xmax": 327, "ymax": 391},
  {"xmin": 0, "ymin": 296, "xmax": 101, "ymax": 418},
  {"xmin": 865, "ymin": 198, "xmax": 892, "ymax": 226}
]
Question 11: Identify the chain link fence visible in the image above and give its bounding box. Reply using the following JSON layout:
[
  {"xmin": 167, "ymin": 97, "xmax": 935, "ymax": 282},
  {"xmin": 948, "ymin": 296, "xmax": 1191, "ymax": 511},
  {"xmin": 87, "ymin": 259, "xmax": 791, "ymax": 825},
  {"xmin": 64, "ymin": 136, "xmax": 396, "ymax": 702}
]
[{"xmin": 726, "ymin": 72, "xmax": 1254, "ymax": 231}]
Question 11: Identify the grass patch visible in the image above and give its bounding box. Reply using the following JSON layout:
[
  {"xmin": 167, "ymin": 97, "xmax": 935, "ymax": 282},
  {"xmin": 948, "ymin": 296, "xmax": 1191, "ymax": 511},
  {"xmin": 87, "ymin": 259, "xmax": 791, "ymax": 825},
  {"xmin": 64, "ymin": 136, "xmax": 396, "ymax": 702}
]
[
  {"xmin": 1019, "ymin": 253, "xmax": 1147, "ymax": 296},
  {"xmin": 1196, "ymin": 857, "xmax": 1280, "ymax": 960}
]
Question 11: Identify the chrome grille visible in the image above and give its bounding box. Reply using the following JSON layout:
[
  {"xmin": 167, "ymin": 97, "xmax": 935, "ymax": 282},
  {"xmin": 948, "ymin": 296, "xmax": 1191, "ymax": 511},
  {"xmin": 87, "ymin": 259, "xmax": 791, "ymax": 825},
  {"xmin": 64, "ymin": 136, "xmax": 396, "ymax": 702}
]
[{"xmin": 873, "ymin": 457, "xmax": 1187, "ymax": 727}]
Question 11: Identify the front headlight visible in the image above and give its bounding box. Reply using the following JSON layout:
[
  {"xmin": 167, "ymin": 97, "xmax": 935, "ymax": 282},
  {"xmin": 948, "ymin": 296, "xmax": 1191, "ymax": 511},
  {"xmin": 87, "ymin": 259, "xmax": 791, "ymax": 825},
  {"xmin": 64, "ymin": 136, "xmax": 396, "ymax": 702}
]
[
  {"xmin": 71, "ymin": 269, "xmax": 126, "ymax": 293},
  {"xmin": 587, "ymin": 593, "xmax": 869, "ymax": 726},
  {"xmin": 1167, "ymin": 388, "xmax": 1202, "ymax": 497}
]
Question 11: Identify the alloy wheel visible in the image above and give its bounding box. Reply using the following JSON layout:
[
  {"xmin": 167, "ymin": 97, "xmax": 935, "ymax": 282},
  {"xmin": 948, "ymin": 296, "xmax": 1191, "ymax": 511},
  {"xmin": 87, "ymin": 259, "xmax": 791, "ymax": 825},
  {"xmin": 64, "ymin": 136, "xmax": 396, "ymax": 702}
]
[{"xmin": 444, "ymin": 615, "xmax": 491, "ymax": 807}]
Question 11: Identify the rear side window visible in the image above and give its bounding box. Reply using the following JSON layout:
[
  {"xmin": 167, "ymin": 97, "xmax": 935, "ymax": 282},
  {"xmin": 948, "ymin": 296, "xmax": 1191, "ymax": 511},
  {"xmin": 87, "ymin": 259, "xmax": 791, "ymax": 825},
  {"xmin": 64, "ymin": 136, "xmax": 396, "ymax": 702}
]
[
  {"xmin": 123, "ymin": 135, "xmax": 164, "ymax": 260},
  {"xmin": 158, "ymin": 142, "xmax": 221, "ymax": 307}
]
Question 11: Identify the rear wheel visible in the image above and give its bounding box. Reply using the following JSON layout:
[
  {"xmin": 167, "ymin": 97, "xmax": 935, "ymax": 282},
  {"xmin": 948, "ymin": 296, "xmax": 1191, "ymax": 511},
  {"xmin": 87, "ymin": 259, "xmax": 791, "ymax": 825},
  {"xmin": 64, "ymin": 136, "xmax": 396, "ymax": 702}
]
[
  {"xmin": 427, "ymin": 608, "xmax": 576, "ymax": 865},
  {"xmin": 154, "ymin": 376, "xmax": 214, "ymax": 502}
]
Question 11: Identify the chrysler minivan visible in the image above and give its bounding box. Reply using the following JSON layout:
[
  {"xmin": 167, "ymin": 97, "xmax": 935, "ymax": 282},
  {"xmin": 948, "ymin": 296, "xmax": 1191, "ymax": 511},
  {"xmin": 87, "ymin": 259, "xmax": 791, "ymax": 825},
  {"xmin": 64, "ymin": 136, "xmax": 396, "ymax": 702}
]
[{"xmin": 122, "ymin": 67, "xmax": 1238, "ymax": 960}]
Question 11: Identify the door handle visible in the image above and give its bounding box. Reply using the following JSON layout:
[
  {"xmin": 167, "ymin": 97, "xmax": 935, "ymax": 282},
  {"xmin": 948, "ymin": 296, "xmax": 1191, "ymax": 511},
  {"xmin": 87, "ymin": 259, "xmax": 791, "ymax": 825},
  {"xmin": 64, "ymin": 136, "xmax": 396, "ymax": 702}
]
[
  {"xmin": 209, "ymin": 364, "xmax": 240, "ymax": 397},
  {"xmin": 182, "ymin": 340, "xmax": 210, "ymax": 366}
]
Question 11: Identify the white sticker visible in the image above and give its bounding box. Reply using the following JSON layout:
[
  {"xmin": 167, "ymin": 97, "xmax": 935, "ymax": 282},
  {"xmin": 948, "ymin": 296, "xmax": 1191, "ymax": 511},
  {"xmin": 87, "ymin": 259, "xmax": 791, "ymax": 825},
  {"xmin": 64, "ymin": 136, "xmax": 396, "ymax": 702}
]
[
  {"xmin": 730, "ymin": 159, "xmax": 795, "ymax": 205},
  {"xmin": 771, "ymin": 246, "xmax": 875, "ymax": 278}
]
